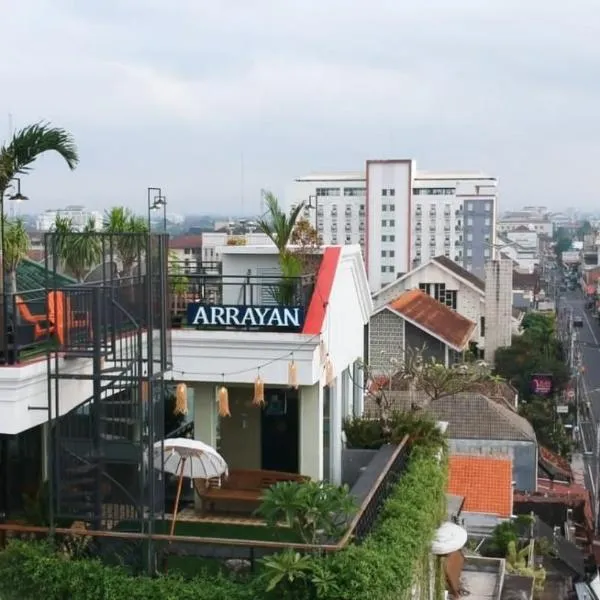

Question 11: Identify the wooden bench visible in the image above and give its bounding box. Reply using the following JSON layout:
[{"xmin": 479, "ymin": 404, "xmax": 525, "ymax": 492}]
[{"xmin": 194, "ymin": 468, "xmax": 308, "ymax": 514}]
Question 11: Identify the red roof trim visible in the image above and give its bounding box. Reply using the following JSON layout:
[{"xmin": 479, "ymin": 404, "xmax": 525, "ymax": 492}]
[{"xmin": 302, "ymin": 247, "xmax": 341, "ymax": 335}]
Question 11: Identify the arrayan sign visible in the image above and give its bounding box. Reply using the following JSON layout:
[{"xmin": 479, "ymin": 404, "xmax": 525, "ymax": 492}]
[{"xmin": 187, "ymin": 304, "xmax": 305, "ymax": 330}]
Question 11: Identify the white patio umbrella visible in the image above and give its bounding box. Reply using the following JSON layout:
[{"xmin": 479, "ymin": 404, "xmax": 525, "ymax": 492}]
[{"xmin": 153, "ymin": 438, "xmax": 228, "ymax": 536}]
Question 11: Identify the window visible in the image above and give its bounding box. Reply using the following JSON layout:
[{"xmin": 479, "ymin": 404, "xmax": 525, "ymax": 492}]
[
  {"xmin": 382, "ymin": 220, "xmax": 387, "ymax": 227},
  {"xmin": 344, "ymin": 187, "xmax": 366, "ymax": 196},
  {"xmin": 389, "ymin": 235, "xmax": 395, "ymax": 242},
  {"xmin": 420, "ymin": 282, "xmax": 457, "ymax": 310},
  {"xmin": 359, "ymin": 204, "xmax": 365, "ymax": 211},
  {"xmin": 389, "ymin": 189, "xmax": 395, "ymax": 196},
  {"xmin": 485, "ymin": 202, "xmax": 492, "ymax": 211},
  {"xmin": 467, "ymin": 233, "xmax": 473, "ymax": 242},
  {"xmin": 484, "ymin": 217, "xmax": 491, "ymax": 226},
  {"xmin": 389, "ymin": 250, "xmax": 395, "ymax": 257},
  {"xmin": 467, "ymin": 248, "xmax": 472, "ymax": 257},
  {"xmin": 382, "ymin": 189, "xmax": 388, "ymax": 197},
  {"xmin": 413, "ymin": 188, "xmax": 455, "ymax": 195},
  {"xmin": 467, "ymin": 217, "xmax": 473, "ymax": 226},
  {"xmin": 323, "ymin": 385, "xmax": 332, "ymax": 481},
  {"xmin": 381, "ymin": 250, "xmax": 387, "ymax": 257},
  {"xmin": 382, "ymin": 205, "xmax": 387, "ymax": 211},
  {"xmin": 468, "ymin": 204, "xmax": 474, "ymax": 211},
  {"xmin": 382, "ymin": 235, "xmax": 387, "ymax": 242},
  {"xmin": 389, "ymin": 220, "xmax": 395, "ymax": 226},
  {"xmin": 484, "ymin": 248, "xmax": 490, "ymax": 257},
  {"xmin": 316, "ymin": 187, "xmax": 341, "ymax": 196},
  {"xmin": 389, "ymin": 204, "xmax": 395, "ymax": 211}
]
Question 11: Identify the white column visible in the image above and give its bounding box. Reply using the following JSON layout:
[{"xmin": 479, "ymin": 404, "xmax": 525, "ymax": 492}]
[
  {"xmin": 299, "ymin": 383, "xmax": 323, "ymax": 480},
  {"xmin": 193, "ymin": 383, "xmax": 217, "ymax": 510},
  {"xmin": 330, "ymin": 380, "xmax": 343, "ymax": 485}
]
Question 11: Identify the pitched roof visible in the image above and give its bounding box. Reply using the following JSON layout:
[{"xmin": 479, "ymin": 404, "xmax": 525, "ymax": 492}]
[
  {"xmin": 432, "ymin": 255, "xmax": 485, "ymax": 292},
  {"xmin": 378, "ymin": 393, "xmax": 536, "ymax": 442},
  {"xmin": 512, "ymin": 271, "xmax": 539, "ymax": 290},
  {"xmin": 387, "ymin": 289, "xmax": 476, "ymax": 350},
  {"xmin": 17, "ymin": 259, "xmax": 75, "ymax": 291},
  {"xmin": 448, "ymin": 455, "xmax": 513, "ymax": 518}
]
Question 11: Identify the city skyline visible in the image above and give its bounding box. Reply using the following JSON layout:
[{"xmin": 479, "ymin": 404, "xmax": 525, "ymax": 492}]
[{"xmin": 2, "ymin": 1, "xmax": 599, "ymax": 213}]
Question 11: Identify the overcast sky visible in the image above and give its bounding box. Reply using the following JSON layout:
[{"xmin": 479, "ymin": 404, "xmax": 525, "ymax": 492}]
[{"xmin": 2, "ymin": 0, "xmax": 599, "ymax": 215}]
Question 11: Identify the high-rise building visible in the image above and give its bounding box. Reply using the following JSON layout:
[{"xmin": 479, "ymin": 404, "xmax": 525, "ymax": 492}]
[
  {"xmin": 289, "ymin": 159, "xmax": 497, "ymax": 291},
  {"xmin": 36, "ymin": 205, "xmax": 103, "ymax": 231}
]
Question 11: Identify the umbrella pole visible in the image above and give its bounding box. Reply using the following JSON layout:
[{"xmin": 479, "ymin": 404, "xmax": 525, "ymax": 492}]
[{"xmin": 169, "ymin": 457, "xmax": 186, "ymax": 538}]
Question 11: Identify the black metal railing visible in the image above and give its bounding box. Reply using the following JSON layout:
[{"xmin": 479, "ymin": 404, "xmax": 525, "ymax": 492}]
[{"xmin": 169, "ymin": 272, "xmax": 316, "ymax": 327}]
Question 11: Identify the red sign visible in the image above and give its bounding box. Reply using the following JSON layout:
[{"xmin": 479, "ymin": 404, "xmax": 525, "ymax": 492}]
[{"xmin": 531, "ymin": 374, "xmax": 553, "ymax": 396}]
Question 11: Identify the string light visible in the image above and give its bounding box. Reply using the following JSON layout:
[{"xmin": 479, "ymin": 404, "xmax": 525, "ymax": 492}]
[
  {"xmin": 217, "ymin": 375, "xmax": 231, "ymax": 417},
  {"xmin": 288, "ymin": 354, "xmax": 299, "ymax": 389},
  {"xmin": 174, "ymin": 382, "xmax": 188, "ymax": 415},
  {"xmin": 253, "ymin": 369, "xmax": 265, "ymax": 407}
]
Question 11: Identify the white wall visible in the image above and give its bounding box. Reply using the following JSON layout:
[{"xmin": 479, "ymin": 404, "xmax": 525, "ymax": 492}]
[
  {"xmin": 366, "ymin": 160, "xmax": 413, "ymax": 290},
  {"xmin": 0, "ymin": 357, "xmax": 95, "ymax": 435}
]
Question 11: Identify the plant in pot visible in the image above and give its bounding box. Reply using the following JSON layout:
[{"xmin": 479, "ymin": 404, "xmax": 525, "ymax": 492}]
[{"xmin": 169, "ymin": 256, "xmax": 188, "ymax": 327}]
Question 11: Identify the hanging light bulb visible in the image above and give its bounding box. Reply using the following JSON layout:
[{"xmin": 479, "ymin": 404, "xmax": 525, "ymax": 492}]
[
  {"xmin": 218, "ymin": 384, "xmax": 231, "ymax": 417},
  {"xmin": 174, "ymin": 382, "xmax": 188, "ymax": 415},
  {"xmin": 288, "ymin": 356, "xmax": 298, "ymax": 389},
  {"xmin": 253, "ymin": 371, "xmax": 265, "ymax": 407},
  {"xmin": 319, "ymin": 339, "xmax": 327, "ymax": 365},
  {"xmin": 325, "ymin": 354, "xmax": 335, "ymax": 387}
]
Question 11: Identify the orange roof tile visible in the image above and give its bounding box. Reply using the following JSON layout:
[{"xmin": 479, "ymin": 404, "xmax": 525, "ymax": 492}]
[
  {"xmin": 448, "ymin": 455, "xmax": 513, "ymax": 518},
  {"xmin": 388, "ymin": 289, "xmax": 476, "ymax": 351}
]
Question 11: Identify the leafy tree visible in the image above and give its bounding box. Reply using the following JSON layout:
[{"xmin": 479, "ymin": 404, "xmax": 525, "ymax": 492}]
[
  {"xmin": 519, "ymin": 396, "xmax": 572, "ymax": 457},
  {"xmin": 2, "ymin": 217, "xmax": 30, "ymax": 294}
]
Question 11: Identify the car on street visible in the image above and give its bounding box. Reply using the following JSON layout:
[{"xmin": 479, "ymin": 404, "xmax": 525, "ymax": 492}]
[{"xmin": 573, "ymin": 314, "xmax": 584, "ymax": 328}]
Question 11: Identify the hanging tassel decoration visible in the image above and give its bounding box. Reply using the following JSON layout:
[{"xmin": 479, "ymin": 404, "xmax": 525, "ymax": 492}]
[
  {"xmin": 174, "ymin": 382, "xmax": 188, "ymax": 415},
  {"xmin": 253, "ymin": 372, "xmax": 265, "ymax": 406},
  {"xmin": 218, "ymin": 383, "xmax": 231, "ymax": 417},
  {"xmin": 325, "ymin": 354, "xmax": 335, "ymax": 387},
  {"xmin": 288, "ymin": 356, "xmax": 298, "ymax": 389},
  {"xmin": 319, "ymin": 339, "xmax": 327, "ymax": 365},
  {"xmin": 141, "ymin": 379, "xmax": 149, "ymax": 402}
]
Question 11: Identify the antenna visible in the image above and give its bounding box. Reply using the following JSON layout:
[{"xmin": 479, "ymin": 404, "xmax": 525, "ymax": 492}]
[{"xmin": 240, "ymin": 152, "xmax": 244, "ymax": 215}]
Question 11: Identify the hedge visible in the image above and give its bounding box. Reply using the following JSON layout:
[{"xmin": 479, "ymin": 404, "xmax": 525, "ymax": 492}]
[
  {"xmin": 315, "ymin": 446, "xmax": 448, "ymax": 600},
  {"xmin": 0, "ymin": 446, "xmax": 447, "ymax": 600},
  {"xmin": 0, "ymin": 540, "xmax": 255, "ymax": 600}
]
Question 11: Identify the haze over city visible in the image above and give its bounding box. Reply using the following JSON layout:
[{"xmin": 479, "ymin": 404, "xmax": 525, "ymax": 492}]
[{"xmin": 2, "ymin": 0, "xmax": 599, "ymax": 213}]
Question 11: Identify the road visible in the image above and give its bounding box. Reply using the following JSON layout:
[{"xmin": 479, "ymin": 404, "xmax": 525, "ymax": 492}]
[{"xmin": 560, "ymin": 289, "xmax": 600, "ymax": 506}]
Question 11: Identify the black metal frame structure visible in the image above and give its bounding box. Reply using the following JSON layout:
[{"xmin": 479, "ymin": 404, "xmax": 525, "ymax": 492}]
[{"xmin": 44, "ymin": 232, "xmax": 171, "ymax": 572}]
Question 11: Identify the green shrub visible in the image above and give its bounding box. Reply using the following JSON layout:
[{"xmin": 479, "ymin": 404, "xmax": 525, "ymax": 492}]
[
  {"xmin": 0, "ymin": 540, "xmax": 255, "ymax": 600},
  {"xmin": 259, "ymin": 446, "xmax": 447, "ymax": 600}
]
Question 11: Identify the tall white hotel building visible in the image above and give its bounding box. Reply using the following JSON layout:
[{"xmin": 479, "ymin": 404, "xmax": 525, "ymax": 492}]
[{"xmin": 288, "ymin": 159, "xmax": 497, "ymax": 291}]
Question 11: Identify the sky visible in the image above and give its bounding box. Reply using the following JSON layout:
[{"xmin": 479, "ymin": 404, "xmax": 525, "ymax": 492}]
[{"xmin": 1, "ymin": 0, "xmax": 600, "ymax": 215}]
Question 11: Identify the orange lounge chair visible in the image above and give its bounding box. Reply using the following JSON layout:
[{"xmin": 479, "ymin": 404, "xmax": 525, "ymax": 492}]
[
  {"xmin": 15, "ymin": 296, "xmax": 54, "ymax": 340},
  {"xmin": 47, "ymin": 290, "xmax": 90, "ymax": 346}
]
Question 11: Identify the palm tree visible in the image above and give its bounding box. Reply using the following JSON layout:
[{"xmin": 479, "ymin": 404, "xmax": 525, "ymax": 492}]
[
  {"xmin": 256, "ymin": 192, "xmax": 304, "ymax": 254},
  {"xmin": 2, "ymin": 217, "xmax": 30, "ymax": 294},
  {"xmin": 0, "ymin": 122, "xmax": 78, "ymax": 303},
  {"xmin": 53, "ymin": 216, "xmax": 101, "ymax": 282},
  {"xmin": 103, "ymin": 207, "xmax": 148, "ymax": 278}
]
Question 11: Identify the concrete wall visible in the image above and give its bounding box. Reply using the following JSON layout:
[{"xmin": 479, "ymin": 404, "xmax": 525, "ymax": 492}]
[
  {"xmin": 405, "ymin": 321, "xmax": 446, "ymax": 365},
  {"xmin": 368, "ymin": 310, "xmax": 405, "ymax": 374},
  {"xmin": 484, "ymin": 259, "xmax": 513, "ymax": 364}
]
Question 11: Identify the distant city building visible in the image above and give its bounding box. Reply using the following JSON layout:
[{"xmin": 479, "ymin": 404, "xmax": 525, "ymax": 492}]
[
  {"xmin": 36, "ymin": 205, "xmax": 103, "ymax": 231},
  {"xmin": 289, "ymin": 159, "xmax": 497, "ymax": 291},
  {"xmin": 497, "ymin": 211, "xmax": 553, "ymax": 237}
]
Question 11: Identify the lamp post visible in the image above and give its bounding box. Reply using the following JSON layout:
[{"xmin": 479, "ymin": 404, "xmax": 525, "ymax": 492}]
[
  {"xmin": 151, "ymin": 195, "xmax": 167, "ymax": 232},
  {"xmin": 147, "ymin": 187, "xmax": 162, "ymax": 231}
]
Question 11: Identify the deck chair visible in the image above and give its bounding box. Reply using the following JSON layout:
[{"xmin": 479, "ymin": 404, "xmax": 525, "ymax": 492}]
[
  {"xmin": 47, "ymin": 290, "xmax": 91, "ymax": 346},
  {"xmin": 15, "ymin": 296, "xmax": 54, "ymax": 340}
]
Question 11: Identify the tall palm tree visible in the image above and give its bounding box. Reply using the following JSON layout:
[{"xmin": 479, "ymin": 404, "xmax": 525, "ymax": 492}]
[
  {"xmin": 103, "ymin": 207, "xmax": 149, "ymax": 278},
  {"xmin": 2, "ymin": 217, "xmax": 30, "ymax": 294},
  {"xmin": 53, "ymin": 216, "xmax": 101, "ymax": 282},
  {"xmin": 0, "ymin": 122, "xmax": 78, "ymax": 322}
]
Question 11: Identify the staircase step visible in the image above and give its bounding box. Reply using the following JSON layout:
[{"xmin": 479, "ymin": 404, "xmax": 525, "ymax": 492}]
[{"xmin": 101, "ymin": 417, "xmax": 137, "ymax": 424}]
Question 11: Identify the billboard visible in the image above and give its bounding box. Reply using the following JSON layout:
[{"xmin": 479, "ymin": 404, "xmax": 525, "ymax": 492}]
[
  {"xmin": 531, "ymin": 373, "xmax": 553, "ymax": 396},
  {"xmin": 562, "ymin": 251, "xmax": 580, "ymax": 264}
]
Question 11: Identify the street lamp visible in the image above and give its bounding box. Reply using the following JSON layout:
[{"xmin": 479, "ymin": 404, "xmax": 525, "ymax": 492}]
[
  {"xmin": 150, "ymin": 195, "xmax": 167, "ymax": 232},
  {"xmin": 147, "ymin": 187, "xmax": 162, "ymax": 231}
]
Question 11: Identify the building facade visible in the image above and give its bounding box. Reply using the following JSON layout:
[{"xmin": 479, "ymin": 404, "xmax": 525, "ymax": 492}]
[
  {"xmin": 36, "ymin": 205, "xmax": 103, "ymax": 231},
  {"xmin": 289, "ymin": 159, "xmax": 497, "ymax": 292}
]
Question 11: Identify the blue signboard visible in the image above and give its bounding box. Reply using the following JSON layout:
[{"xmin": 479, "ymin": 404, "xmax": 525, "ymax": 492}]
[{"xmin": 187, "ymin": 304, "xmax": 305, "ymax": 330}]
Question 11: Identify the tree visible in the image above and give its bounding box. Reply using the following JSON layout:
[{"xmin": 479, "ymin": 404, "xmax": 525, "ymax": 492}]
[
  {"xmin": 2, "ymin": 217, "xmax": 30, "ymax": 294},
  {"xmin": 53, "ymin": 216, "xmax": 101, "ymax": 282},
  {"xmin": 290, "ymin": 217, "xmax": 322, "ymax": 275},
  {"xmin": 103, "ymin": 207, "xmax": 148, "ymax": 277}
]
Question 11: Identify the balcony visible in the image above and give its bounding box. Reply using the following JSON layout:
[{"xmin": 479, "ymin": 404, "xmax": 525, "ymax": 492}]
[{"xmin": 170, "ymin": 270, "xmax": 315, "ymax": 331}]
